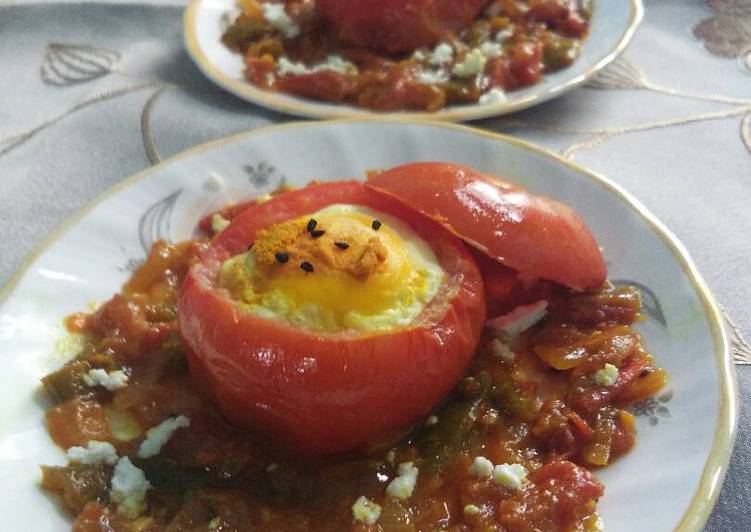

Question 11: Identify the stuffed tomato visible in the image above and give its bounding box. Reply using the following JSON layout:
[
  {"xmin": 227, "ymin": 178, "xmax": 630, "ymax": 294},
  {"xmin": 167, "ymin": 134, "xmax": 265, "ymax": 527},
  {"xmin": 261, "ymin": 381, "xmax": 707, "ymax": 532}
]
[
  {"xmin": 179, "ymin": 181, "xmax": 486, "ymax": 455},
  {"xmin": 315, "ymin": 0, "xmax": 488, "ymax": 53}
]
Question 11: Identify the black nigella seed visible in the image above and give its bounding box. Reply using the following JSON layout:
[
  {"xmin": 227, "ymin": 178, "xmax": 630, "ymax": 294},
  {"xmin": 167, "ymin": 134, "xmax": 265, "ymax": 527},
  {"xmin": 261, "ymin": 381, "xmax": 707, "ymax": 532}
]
[
  {"xmin": 310, "ymin": 229, "xmax": 326, "ymax": 238},
  {"xmin": 334, "ymin": 241, "xmax": 349, "ymax": 250},
  {"xmin": 371, "ymin": 219, "xmax": 382, "ymax": 231},
  {"xmin": 300, "ymin": 261, "xmax": 314, "ymax": 273},
  {"xmin": 306, "ymin": 218, "xmax": 318, "ymax": 232},
  {"xmin": 275, "ymin": 252, "xmax": 289, "ymax": 263}
]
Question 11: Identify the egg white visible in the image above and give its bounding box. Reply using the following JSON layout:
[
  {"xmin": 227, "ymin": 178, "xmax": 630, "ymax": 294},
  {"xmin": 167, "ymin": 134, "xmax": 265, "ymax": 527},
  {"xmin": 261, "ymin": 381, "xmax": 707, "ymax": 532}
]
[{"xmin": 220, "ymin": 204, "xmax": 445, "ymax": 332}]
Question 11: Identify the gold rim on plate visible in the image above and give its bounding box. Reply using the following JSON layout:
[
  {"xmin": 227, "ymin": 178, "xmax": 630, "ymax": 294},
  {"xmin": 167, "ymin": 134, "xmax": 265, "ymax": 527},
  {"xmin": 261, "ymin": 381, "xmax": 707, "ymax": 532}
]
[
  {"xmin": 0, "ymin": 118, "xmax": 736, "ymax": 531},
  {"xmin": 183, "ymin": 0, "xmax": 644, "ymax": 121}
]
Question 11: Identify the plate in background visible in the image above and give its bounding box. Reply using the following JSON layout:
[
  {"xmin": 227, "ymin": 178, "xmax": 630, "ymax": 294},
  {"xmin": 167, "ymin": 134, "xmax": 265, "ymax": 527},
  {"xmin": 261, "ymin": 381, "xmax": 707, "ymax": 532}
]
[{"xmin": 184, "ymin": 0, "xmax": 643, "ymax": 121}]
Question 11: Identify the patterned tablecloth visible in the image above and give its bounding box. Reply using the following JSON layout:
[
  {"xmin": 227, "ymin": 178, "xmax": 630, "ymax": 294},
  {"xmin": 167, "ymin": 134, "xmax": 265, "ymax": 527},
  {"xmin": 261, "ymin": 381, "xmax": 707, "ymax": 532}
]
[{"xmin": 1, "ymin": 0, "xmax": 750, "ymax": 529}]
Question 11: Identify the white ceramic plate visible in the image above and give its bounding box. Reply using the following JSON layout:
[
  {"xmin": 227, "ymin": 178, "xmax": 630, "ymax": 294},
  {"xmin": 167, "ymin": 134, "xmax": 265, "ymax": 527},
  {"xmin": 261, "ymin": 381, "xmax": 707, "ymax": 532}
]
[
  {"xmin": 0, "ymin": 120, "xmax": 735, "ymax": 531},
  {"xmin": 184, "ymin": 0, "xmax": 643, "ymax": 121}
]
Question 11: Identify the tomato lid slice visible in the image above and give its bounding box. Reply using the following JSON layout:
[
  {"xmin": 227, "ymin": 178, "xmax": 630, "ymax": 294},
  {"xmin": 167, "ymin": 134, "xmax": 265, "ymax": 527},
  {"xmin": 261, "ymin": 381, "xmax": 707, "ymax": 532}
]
[{"xmin": 365, "ymin": 162, "xmax": 607, "ymax": 291}]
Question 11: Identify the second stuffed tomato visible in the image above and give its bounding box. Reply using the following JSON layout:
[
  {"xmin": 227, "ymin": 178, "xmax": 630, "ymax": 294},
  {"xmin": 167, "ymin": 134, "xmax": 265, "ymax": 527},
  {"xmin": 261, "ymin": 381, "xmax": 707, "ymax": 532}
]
[
  {"xmin": 315, "ymin": 0, "xmax": 488, "ymax": 53},
  {"xmin": 179, "ymin": 181, "xmax": 486, "ymax": 455}
]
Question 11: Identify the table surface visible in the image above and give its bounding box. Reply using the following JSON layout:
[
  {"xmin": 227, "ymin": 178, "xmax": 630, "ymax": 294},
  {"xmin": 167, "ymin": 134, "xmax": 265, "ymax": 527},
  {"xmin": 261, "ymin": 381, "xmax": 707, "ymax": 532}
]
[{"xmin": 1, "ymin": 0, "xmax": 749, "ymax": 529}]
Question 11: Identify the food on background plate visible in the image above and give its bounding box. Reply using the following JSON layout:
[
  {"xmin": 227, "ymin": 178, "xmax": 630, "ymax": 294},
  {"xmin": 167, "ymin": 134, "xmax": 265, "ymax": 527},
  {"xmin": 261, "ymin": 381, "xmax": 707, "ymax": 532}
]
[
  {"xmin": 221, "ymin": 0, "xmax": 592, "ymax": 111},
  {"xmin": 40, "ymin": 162, "xmax": 666, "ymax": 531}
]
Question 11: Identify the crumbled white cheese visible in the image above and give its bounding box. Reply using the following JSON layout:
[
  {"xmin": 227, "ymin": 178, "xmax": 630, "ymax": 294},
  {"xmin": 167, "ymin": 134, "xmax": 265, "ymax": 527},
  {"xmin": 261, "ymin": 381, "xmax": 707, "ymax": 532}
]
[
  {"xmin": 429, "ymin": 42, "xmax": 454, "ymax": 66},
  {"xmin": 137, "ymin": 415, "xmax": 191, "ymax": 459},
  {"xmin": 277, "ymin": 56, "xmax": 308, "ymax": 76},
  {"xmin": 489, "ymin": 338, "xmax": 516, "ymax": 361},
  {"xmin": 211, "ymin": 213, "xmax": 231, "ymax": 233},
  {"xmin": 67, "ymin": 440, "xmax": 118, "ymax": 466},
  {"xmin": 385, "ymin": 449, "xmax": 396, "ymax": 464},
  {"xmin": 487, "ymin": 300, "xmax": 548, "ymax": 337},
  {"xmin": 505, "ymin": 302, "xmax": 548, "ymax": 335},
  {"xmin": 317, "ymin": 55, "xmax": 358, "ymax": 74},
  {"xmin": 110, "ymin": 456, "xmax": 151, "ymax": 518},
  {"xmin": 412, "ymin": 50, "xmax": 426, "ymax": 61},
  {"xmin": 425, "ymin": 415, "xmax": 439, "ymax": 426},
  {"xmin": 479, "ymin": 41, "xmax": 503, "ymax": 59},
  {"xmin": 417, "ymin": 68, "xmax": 450, "ymax": 85},
  {"xmin": 352, "ymin": 495, "xmax": 382, "ymax": 524},
  {"xmin": 262, "ymin": 2, "xmax": 300, "ymax": 38},
  {"xmin": 453, "ymin": 48, "xmax": 487, "ymax": 78},
  {"xmin": 467, "ymin": 456, "xmax": 494, "ymax": 479},
  {"xmin": 277, "ymin": 55, "xmax": 358, "ymax": 76},
  {"xmin": 493, "ymin": 463, "xmax": 528, "ymax": 490},
  {"xmin": 83, "ymin": 369, "xmax": 129, "ymax": 391},
  {"xmin": 593, "ymin": 363, "xmax": 619, "ymax": 387},
  {"xmin": 479, "ymin": 88, "xmax": 508, "ymax": 106},
  {"xmin": 463, "ymin": 504, "xmax": 482, "ymax": 516},
  {"xmin": 495, "ymin": 27, "xmax": 515, "ymax": 43},
  {"xmin": 54, "ymin": 332, "xmax": 87, "ymax": 360},
  {"xmin": 386, "ymin": 462, "xmax": 419, "ymax": 500}
]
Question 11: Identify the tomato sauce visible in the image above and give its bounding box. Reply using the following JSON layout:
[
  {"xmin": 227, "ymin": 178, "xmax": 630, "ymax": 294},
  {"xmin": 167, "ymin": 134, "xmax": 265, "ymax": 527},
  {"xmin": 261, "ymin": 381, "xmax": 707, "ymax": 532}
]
[
  {"xmin": 222, "ymin": 0, "xmax": 592, "ymax": 112},
  {"xmin": 40, "ymin": 233, "xmax": 666, "ymax": 531}
]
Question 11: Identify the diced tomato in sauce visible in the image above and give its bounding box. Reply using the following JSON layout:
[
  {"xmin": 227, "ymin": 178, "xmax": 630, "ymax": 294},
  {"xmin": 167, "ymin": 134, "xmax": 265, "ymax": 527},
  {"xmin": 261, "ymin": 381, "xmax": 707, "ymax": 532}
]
[
  {"xmin": 276, "ymin": 70, "xmax": 356, "ymax": 102},
  {"xmin": 46, "ymin": 398, "xmax": 112, "ymax": 449}
]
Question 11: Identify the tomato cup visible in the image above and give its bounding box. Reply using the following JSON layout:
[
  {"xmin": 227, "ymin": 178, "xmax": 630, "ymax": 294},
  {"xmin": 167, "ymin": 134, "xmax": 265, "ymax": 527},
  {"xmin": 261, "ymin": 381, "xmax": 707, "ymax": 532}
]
[
  {"xmin": 315, "ymin": 0, "xmax": 488, "ymax": 53},
  {"xmin": 179, "ymin": 181, "xmax": 486, "ymax": 455}
]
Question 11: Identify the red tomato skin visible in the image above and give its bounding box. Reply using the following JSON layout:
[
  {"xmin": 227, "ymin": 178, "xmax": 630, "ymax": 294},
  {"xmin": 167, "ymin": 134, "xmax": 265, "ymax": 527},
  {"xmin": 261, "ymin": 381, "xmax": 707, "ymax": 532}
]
[
  {"xmin": 179, "ymin": 182, "xmax": 486, "ymax": 455},
  {"xmin": 468, "ymin": 247, "xmax": 557, "ymax": 318},
  {"xmin": 213, "ymin": 181, "xmax": 367, "ymax": 255},
  {"xmin": 315, "ymin": 0, "xmax": 487, "ymax": 53},
  {"xmin": 197, "ymin": 199, "xmax": 257, "ymax": 235},
  {"xmin": 199, "ymin": 183, "xmax": 368, "ymax": 238},
  {"xmin": 365, "ymin": 163, "xmax": 607, "ymax": 291}
]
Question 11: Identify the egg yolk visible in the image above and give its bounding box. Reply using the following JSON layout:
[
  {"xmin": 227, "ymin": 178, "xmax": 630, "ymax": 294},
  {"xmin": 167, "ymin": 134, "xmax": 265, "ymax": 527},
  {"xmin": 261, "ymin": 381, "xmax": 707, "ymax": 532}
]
[{"xmin": 219, "ymin": 204, "xmax": 445, "ymax": 332}]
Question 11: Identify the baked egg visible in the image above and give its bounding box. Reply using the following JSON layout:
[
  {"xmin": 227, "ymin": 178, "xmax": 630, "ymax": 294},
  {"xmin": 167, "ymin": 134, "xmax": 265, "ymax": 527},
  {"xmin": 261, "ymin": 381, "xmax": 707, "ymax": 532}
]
[{"xmin": 219, "ymin": 204, "xmax": 444, "ymax": 332}]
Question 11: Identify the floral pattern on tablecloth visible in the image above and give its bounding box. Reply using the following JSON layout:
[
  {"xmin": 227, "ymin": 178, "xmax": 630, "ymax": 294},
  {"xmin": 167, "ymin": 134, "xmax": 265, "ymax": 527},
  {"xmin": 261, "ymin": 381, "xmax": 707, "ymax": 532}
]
[{"xmin": 694, "ymin": 0, "xmax": 751, "ymax": 72}]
